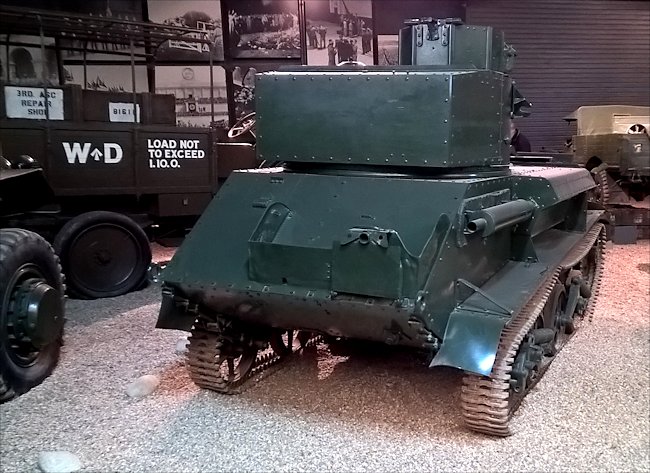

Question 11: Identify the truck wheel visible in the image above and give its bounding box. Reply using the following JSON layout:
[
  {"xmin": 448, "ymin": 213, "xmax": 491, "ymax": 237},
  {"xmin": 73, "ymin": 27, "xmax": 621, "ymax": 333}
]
[
  {"xmin": 54, "ymin": 211, "xmax": 151, "ymax": 299},
  {"xmin": 0, "ymin": 229, "xmax": 64, "ymax": 402}
]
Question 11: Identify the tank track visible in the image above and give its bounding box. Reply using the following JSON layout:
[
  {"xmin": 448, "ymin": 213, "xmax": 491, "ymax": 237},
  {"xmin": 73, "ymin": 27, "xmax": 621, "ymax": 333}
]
[
  {"xmin": 187, "ymin": 314, "xmax": 321, "ymax": 394},
  {"xmin": 593, "ymin": 169, "xmax": 610, "ymax": 205},
  {"xmin": 460, "ymin": 223, "xmax": 606, "ymax": 436}
]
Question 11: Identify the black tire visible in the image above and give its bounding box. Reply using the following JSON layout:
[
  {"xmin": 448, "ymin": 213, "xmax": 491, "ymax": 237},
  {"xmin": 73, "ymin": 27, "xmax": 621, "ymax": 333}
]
[
  {"xmin": 0, "ymin": 228, "xmax": 64, "ymax": 402},
  {"xmin": 54, "ymin": 211, "xmax": 151, "ymax": 299}
]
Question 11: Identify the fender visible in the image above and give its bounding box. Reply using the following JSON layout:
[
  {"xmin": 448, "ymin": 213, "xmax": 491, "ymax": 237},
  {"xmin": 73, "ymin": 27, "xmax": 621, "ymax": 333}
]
[{"xmin": 429, "ymin": 308, "xmax": 507, "ymax": 375}]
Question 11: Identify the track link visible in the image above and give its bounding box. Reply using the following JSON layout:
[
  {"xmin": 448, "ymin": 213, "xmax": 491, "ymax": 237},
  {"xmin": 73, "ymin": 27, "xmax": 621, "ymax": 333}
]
[
  {"xmin": 593, "ymin": 169, "xmax": 610, "ymax": 205},
  {"xmin": 187, "ymin": 315, "xmax": 321, "ymax": 394},
  {"xmin": 460, "ymin": 223, "xmax": 606, "ymax": 436}
]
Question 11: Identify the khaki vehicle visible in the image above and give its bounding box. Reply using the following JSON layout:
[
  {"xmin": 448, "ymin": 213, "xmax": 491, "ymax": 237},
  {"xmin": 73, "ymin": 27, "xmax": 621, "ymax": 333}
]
[{"xmin": 565, "ymin": 105, "xmax": 650, "ymax": 240}]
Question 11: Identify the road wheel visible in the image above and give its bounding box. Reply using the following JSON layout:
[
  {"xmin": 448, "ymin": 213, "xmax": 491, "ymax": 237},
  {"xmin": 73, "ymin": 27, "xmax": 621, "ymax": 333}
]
[
  {"xmin": 0, "ymin": 228, "xmax": 64, "ymax": 402},
  {"xmin": 54, "ymin": 211, "xmax": 151, "ymax": 299}
]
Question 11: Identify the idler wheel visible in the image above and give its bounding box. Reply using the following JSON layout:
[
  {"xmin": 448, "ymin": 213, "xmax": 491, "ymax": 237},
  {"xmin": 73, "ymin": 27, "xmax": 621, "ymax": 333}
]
[
  {"xmin": 187, "ymin": 314, "xmax": 262, "ymax": 393},
  {"xmin": 219, "ymin": 347, "xmax": 258, "ymax": 386}
]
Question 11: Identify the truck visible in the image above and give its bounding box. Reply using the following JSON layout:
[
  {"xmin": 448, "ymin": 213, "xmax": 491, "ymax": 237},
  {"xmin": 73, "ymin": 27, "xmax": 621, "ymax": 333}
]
[
  {"xmin": 0, "ymin": 165, "xmax": 65, "ymax": 401},
  {"xmin": 0, "ymin": 6, "xmax": 259, "ymax": 298},
  {"xmin": 565, "ymin": 105, "xmax": 650, "ymax": 241}
]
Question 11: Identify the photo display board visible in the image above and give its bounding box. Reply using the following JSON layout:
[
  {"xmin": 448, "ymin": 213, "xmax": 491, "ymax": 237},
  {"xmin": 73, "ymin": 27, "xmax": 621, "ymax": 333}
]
[
  {"xmin": 0, "ymin": 35, "xmax": 59, "ymax": 85},
  {"xmin": 59, "ymin": 0, "xmax": 145, "ymax": 62},
  {"xmin": 305, "ymin": 0, "xmax": 374, "ymax": 66},
  {"xmin": 155, "ymin": 65, "xmax": 228, "ymax": 128},
  {"xmin": 374, "ymin": 0, "xmax": 465, "ymax": 65},
  {"xmin": 147, "ymin": 0, "xmax": 225, "ymax": 62},
  {"xmin": 63, "ymin": 64, "xmax": 149, "ymax": 93},
  {"xmin": 226, "ymin": 0, "xmax": 301, "ymax": 59}
]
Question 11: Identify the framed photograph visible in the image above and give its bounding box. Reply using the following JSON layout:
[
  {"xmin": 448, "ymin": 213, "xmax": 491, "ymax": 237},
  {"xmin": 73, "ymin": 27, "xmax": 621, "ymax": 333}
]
[
  {"xmin": 373, "ymin": 0, "xmax": 465, "ymax": 36},
  {"xmin": 305, "ymin": 0, "xmax": 373, "ymax": 66},
  {"xmin": 0, "ymin": 35, "xmax": 59, "ymax": 85},
  {"xmin": 374, "ymin": 1, "xmax": 465, "ymax": 66},
  {"xmin": 226, "ymin": 0, "xmax": 300, "ymax": 59},
  {"xmin": 147, "ymin": 0, "xmax": 224, "ymax": 62},
  {"xmin": 63, "ymin": 64, "xmax": 149, "ymax": 92},
  {"xmin": 155, "ymin": 65, "xmax": 228, "ymax": 128},
  {"xmin": 59, "ymin": 0, "xmax": 144, "ymax": 62},
  {"xmin": 377, "ymin": 35, "xmax": 399, "ymax": 66},
  {"xmin": 230, "ymin": 63, "xmax": 291, "ymax": 122}
]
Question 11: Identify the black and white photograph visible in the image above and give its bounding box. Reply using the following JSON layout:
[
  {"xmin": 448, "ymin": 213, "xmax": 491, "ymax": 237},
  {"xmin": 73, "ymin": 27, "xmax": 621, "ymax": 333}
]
[
  {"xmin": 63, "ymin": 64, "xmax": 149, "ymax": 92},
  {"xmin": 59, "ymin": 0, "xmax": 144, "ymax": 62},
  {"xmin": 227, "ymin": 0, "xmax": 300, "ymax": 59},
  {"xmin": 377, "ymin": 34, "xmax": 399, "ymax": 65},
  {"xmin": 147, "ymin": 0, "xmax": 224, "ymax": 62},
  {"xmin": 305, "ymin": 0, "xmax": 373, "ymax": 66},
  {"xmin": 0, "ymin": 35, "xmax": 59, "ymax": 85},
  {"xmin": 230, "ymin": 63, "xmax": 287, "ymax": 121},
  {"xmin": 374, "ymin": 0, "xmax": 465, "ymax": 65},
  {"xmin": 155, "ymin": 65, "xmax": 228, "ymax": 128},
  {"xmin": 231, "ymin": 65, "xmax": 258, "ymax": 120}
]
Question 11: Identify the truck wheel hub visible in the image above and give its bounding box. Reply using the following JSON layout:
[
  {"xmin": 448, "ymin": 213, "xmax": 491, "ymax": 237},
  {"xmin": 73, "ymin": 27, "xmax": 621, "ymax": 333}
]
[{"xmin": 15, "ymin": 278, "xmax": 62, "ymax": 348}]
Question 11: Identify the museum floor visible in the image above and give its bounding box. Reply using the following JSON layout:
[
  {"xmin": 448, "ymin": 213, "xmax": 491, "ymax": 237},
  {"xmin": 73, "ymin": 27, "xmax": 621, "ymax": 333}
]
[{"xmin": 0, "ymin": 241, "xmax": 648, "ymax": 472}]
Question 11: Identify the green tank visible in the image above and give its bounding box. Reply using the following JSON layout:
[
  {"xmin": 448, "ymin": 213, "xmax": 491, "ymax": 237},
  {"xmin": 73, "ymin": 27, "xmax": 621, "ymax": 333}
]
[{"xmin": 156, "ymin": 18, "xmax": 606, "ymax": 436}]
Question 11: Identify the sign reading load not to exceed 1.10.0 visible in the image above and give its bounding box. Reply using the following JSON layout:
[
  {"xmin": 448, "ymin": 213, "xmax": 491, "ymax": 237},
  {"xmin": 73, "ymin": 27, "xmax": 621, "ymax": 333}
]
[
  {"xmin": 147, "ymin": 138, "xmax": 206, "ymax": 169},
  {"xmin": 4, "ymin": 86, "xmax": 64, "ymax": 120}
]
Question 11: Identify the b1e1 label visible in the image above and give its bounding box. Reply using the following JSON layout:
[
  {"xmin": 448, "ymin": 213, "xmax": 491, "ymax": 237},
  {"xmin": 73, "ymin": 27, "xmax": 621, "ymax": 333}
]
[{"xmin": 147, "ymin": 138, "xmax": 205, "ymax": 169}]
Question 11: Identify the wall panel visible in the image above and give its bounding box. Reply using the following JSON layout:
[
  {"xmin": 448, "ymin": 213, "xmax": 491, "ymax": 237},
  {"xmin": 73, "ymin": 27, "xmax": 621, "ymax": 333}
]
[{"xmin": 466, "ymin": 0, "xmax": 650, "ymax": 151}]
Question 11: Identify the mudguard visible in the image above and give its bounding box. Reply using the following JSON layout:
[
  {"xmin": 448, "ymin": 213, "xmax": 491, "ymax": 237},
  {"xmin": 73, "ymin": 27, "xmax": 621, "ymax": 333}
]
[{"xmin": 429, "ymin": 309, "xmax": 507, "ymax": 375}]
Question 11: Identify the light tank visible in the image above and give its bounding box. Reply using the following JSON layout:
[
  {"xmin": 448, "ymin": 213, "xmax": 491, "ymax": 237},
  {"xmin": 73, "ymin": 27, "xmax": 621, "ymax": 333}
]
[{"xmin": 156, "ymin": 18, "xmax": 606, "ymax": 436}]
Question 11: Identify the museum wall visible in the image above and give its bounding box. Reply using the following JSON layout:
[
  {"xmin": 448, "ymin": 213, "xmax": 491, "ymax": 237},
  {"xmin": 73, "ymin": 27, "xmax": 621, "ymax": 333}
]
[
  {"xmin": 466, "ymin": 0, "xmax": 650, "ymax": 152},
  {"xmin": 1, "ymin": 0, "xmax": 648, "ymax": 150}
]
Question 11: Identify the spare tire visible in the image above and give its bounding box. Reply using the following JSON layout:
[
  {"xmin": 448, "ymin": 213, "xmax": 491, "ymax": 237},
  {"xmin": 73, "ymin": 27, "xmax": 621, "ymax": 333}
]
[
  {"xmin": 54, "ymin": 211, "xmax": 151, "ymax": 299},
  {"xmin": 0, "ymin": 228, "xmax": 64, "ymax": 402}
]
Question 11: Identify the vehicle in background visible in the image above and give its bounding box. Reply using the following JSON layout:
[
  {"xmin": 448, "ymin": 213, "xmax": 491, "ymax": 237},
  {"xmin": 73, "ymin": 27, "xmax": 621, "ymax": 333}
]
[
  {"xmin": 565, "ymin": 105, "xmax": 650, "ymax": 242},
  {"xmin": 0, "ymin": 6, "xmax": 255, "ymax": 298},
  {"xmin": 0, "ymin": 177, "xmax": 65, "ymax": 401}
]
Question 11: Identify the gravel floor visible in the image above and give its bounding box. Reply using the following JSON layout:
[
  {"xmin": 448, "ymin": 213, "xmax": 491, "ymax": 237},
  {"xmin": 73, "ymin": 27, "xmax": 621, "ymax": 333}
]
[{"xmin": 1, "ymin": 241, "xmax": 649, "ymax": 473}]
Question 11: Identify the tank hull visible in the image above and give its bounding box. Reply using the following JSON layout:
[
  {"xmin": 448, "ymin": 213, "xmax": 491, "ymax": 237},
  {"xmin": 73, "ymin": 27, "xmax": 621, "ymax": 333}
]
[{"xmin": 158, "ymin": 165, "xmax": 596, "ymax": 369}]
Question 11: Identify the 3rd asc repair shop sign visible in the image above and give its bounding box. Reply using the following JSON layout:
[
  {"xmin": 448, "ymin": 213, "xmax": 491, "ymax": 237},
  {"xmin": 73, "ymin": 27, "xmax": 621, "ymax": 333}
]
[{"xmin": 4, "ymin": 86, "xmax": 64, "ymax": 120}]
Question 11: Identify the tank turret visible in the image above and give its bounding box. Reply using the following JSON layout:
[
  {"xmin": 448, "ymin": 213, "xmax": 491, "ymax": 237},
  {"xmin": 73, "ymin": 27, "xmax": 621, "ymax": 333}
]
[
  {"xmin": 256, "ymin": 18, "xmax": 526, "ymax": 171},
  {"xmin": 156, "ymin": 18, "xmax": 604, "ymax": 437}
]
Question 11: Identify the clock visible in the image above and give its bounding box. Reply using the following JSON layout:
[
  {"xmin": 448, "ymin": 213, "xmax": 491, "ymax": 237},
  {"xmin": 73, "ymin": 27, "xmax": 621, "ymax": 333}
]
[{"xmin": 182, "ymin": 68, "xmax": 194, "ymax": 80}]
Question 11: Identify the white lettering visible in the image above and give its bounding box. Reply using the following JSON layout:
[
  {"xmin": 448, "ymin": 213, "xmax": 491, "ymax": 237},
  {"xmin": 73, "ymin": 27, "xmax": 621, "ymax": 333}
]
[
  {"xmin": 62, "ymin": 142, "xmax": 123, "ymax": 164},
  {"xmin": 179, "ymin": 139, "xmax": 199, "ymax": 149},
  {"xmin": 108, "ymin": 102, "xmax": 140, "ymax": 123},
  {"xmin": 104, "ymin": 143, "xmax": 123, "ymax": 164},
  {"xmin": 63, "ymin": 142, "xmax": 91, "ymax": 164},
  {"xmin": 146, "ymin": 136, "xmax": 205, "ymax": 169},
  {"xmin": 5, "ymin": 86, "xmax": 64, "ymax": 120}
]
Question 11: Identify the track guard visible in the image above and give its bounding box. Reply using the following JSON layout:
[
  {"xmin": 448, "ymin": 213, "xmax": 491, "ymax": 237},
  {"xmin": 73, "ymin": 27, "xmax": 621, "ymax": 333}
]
[{"xmin": 429, "ymin": 309, "xmax": 507, "ymax": 375}]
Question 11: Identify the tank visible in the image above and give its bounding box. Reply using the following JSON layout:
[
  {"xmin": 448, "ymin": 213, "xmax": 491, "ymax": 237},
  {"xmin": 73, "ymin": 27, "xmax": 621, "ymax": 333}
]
[
  {"xmin": 156, "ymin": 18, "xmax": 606, "ymax": 436},
  {"xmin": 565, "ymin": 105, "xmax": 650, "ymax": 240}
]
